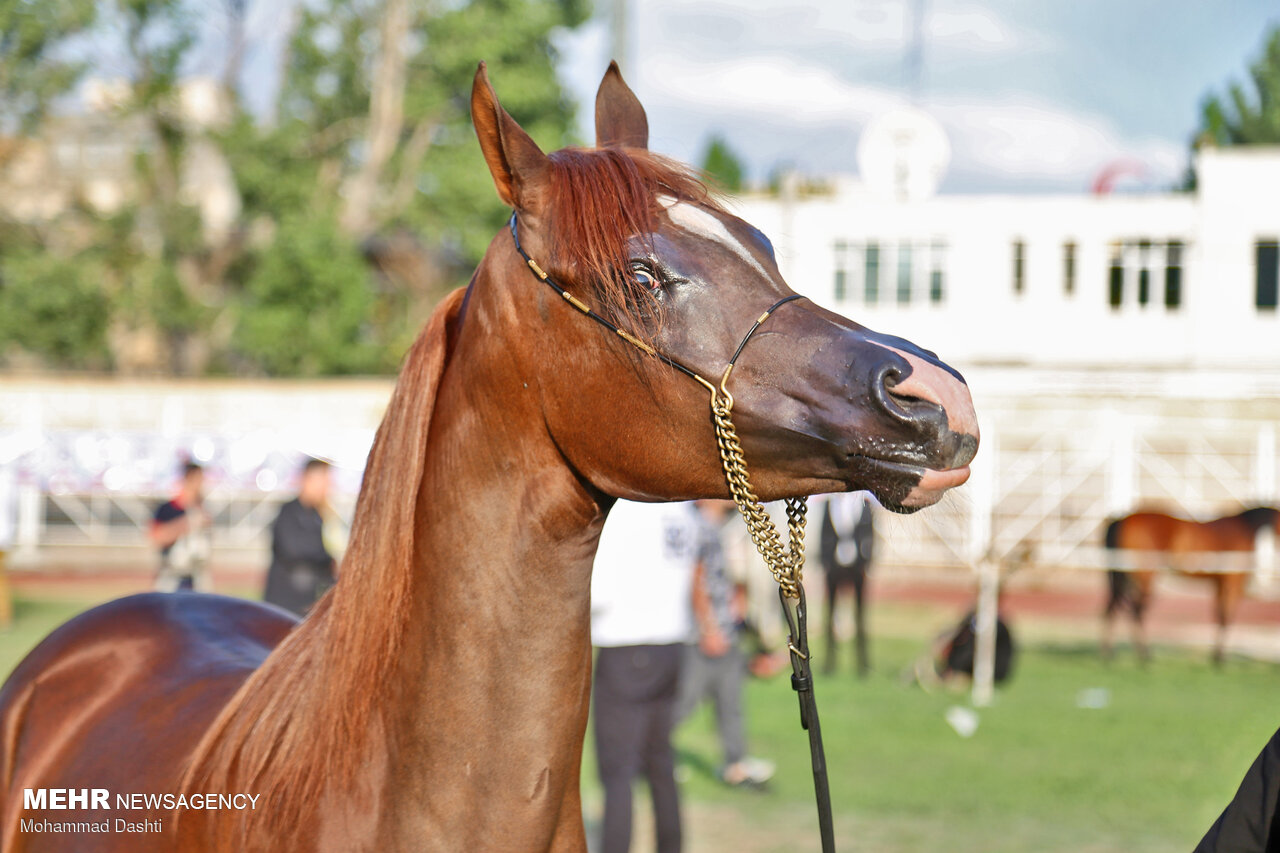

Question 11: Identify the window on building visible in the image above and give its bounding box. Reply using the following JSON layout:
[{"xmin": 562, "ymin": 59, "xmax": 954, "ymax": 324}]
[
  {"xmin": 1108, "ymin": 244, "xmax": 1123, "ymax": 309},
  {"xmin": 1012, "ymin": 240, "xmax": 1025, "ymax": 295},
  {"xmin": 1165, "ymin": 241, "xmax": 1183, "ymax": 310},
  {"xmin": 1258, "ymin": 240, "xmax": 1279, "ymax": 311},
  {"xmin": 1063, "ymin": 241, "xmax": 1076, "ymax": 296},
  {"xmin": 1137, "ymin": 240, "xmax": 1151, "ymax": 307},
  {"xmin": 1108, "ymin": 238, "xmax": 1187, "ymax": 311},
  {"xmin": 897, "ymin": 245, "xmax": 913, "ymax": 304},
  {"xmin": 833, "ymin": 241, "xmax": 848, "ymax": 301},
  {"xmin": 864, "ymin": 243, "xmax": 880, "ymax": 305},
  {"xmin": 929, "ymin": 242, "xmax": 946, "ymax": 304},
  {"xmin": 830, "ymin": 239, "xmax": 948, "ymax": 308}
]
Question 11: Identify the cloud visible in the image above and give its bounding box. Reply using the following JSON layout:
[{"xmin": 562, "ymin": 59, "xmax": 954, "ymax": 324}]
[
  {"xmin": 555, "ymin": 1, "xmax": 1182, "ymax": 191},
  {"xmin": 638, "ymin": 54, "xmax": 901, "ymax": 124},
  {"xmin": 636, "ymin": 51, "xmax": 1185, "ymax": 190},
  {"xmin": 928, "ymin": 5, "xmax": 1028, "ymax": 53},
  {"xmin": 640, "ymin": 0, "xmax": 1038, "ymax": 56},
  {"xmin": 935, "ymin": 95, "xmax": 1186, "ymax": 187}
]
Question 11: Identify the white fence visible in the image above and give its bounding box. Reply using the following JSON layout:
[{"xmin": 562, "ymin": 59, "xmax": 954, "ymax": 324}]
[
  {"xmin": 873, "ymin": 367, "xmax": 1280, "ymax": 574},
  {"xmin": 0, "ymin": 378, "xmax": 389, "ymax": 565},
  {"xmin": 3, "ymin": 369, "xmax": 1280, "ymax": 574}
]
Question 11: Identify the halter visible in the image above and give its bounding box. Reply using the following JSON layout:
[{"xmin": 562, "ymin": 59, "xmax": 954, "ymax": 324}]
[{"xmin": 510, "ymin": 213, "xmax": 837, "ymax": 853}]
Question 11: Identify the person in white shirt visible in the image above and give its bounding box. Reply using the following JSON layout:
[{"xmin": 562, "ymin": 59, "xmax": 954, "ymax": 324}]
[{"xmin": 591, "ymin": 500, "xmax": 699, "ymax": 853}]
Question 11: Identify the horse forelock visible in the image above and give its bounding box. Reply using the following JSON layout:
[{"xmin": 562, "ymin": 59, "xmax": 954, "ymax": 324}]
[{"xmin": 542, "ymin": 146, "xmax": 721, "ymax": 331}]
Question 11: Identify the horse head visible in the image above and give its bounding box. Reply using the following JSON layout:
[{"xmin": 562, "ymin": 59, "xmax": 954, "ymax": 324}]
[{"xmin": 470, "ymin": 62, "xmax": 977, "ymax": 513}]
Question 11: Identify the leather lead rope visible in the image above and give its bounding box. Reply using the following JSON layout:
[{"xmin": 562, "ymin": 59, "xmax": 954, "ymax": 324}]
[
  {"xmin": 781, "ymin": 585, "xmax": 836, "ymax": 851},
  {"xmin": 510, "ymin": 213, "xmax": 837, "ymax": 853}
]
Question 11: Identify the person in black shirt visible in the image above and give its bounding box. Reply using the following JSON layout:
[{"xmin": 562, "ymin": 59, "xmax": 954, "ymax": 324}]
[
  {"xmin": 150, "ymin": 461, "xmax": 212, "ymax": 592},
  {"xmin": 263, "ymin": 458, "xmax": 336, "ymax": 616}
]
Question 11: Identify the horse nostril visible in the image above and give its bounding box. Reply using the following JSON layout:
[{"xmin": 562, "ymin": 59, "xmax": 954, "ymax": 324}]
[{"xmin": 872, "ymin": 358, "xmax": 947, "ymax": 430}]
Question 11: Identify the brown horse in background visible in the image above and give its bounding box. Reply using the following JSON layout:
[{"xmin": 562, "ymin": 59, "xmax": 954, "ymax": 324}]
[
  {"xmin": 0, "ymin": 63, "xmax": 978, "ymax": 852},
  {"xmin": 1102, "ymin": 507, "xmax": 1280, "ymax": 664}
]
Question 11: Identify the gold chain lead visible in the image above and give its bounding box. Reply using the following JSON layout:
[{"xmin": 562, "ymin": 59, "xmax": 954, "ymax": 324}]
[{"xmin": 710, "ymin": 392, "xmax": 808, "ymax": 599}]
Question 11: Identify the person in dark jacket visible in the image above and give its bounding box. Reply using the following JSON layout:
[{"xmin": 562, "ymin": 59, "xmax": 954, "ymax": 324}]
[
  {"xmin": 819, "ymin": 492, "xmax": 876, "ymax": 676},
  {"xmin": 263, "ymin": 458, "xmax": 335, "ymax": 616},
  {"xmin": 935, "ymin": 606, "xmax": 1016, "ymax": 685},
  {"xmin": 1196, "ymin": 724, "xmax": 1280, "ymax": 853}
]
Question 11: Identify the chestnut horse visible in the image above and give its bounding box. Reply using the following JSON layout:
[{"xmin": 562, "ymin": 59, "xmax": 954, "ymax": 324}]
[
  {"xmin": 1102, "ymin": 507, "xmax": 1280, "ymax": 664},
  {"xmin": 0, "ymin": 63, "xmax": 978, "ymax": 852}
]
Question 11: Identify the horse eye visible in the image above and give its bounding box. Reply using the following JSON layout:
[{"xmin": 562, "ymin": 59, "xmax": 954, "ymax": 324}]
[{"xmin": 631, "ymin": 264, "xmax": 661, "ymax": 292}]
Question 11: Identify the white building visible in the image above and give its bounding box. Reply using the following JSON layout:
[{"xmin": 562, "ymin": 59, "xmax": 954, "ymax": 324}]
[
  {"xmin": 732, "ymin": 140, "xmax": 1280, "ymax": 575},
  {"xmin": 733, "ymin": 146, "xmax": 1280, "ymax": 372}
]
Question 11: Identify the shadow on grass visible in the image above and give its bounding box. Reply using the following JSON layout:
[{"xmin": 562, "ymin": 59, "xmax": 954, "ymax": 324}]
[{"xmin": 675, "ymin": 746, "xmax": 722, "ymax": 783}]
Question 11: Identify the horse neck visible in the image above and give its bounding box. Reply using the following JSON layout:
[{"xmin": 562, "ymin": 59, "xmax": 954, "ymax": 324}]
[
  {"xmin": 376, "ymin": 266, "xmax": 608, "ymax": 844},
  {"xmin": 186, "ymin": 266, "xmax": 610, "ymax": 851}
]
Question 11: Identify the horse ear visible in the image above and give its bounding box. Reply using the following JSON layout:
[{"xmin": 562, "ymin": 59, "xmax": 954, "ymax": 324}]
[
  {"xmin": 471, "ymin": 61, "xmax": 550, "ymax": 210},
  {"xmin": 595, "ymin": 60, "xmax": 648, "ymax": 150}
]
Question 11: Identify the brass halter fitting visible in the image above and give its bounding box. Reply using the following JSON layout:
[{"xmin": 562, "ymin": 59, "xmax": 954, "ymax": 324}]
[{"xmin": 508, "ymin": 213, "xmax": 809, "ymax": 599}]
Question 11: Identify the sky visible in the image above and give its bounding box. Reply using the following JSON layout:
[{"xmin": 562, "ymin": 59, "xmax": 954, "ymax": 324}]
[
  {"xmin": 135, "ymin": 0, "xmax": 1280, "ymax": 197},
  {"xmin": 554, "ymin": 0, "xmax": 1280, "ymax": 194}
]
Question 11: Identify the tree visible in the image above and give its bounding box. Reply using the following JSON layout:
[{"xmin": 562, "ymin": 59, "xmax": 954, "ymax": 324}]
[
  {"xmin": 275, "ymin": 0, "xmax": 588, "ymax": 276},
  {"xmin": 0, "ymin": 0, "xmax": 590, "ymax": 376},
  {"xmin": 1196, "ymin": 26, "xmax": 1280, "ymax": 147},
  {"xmin": 232, "ymin": 213, "xmax": 382, "ymax": 376},
  {"xmin": 0, "ymin": 0, "xmax": 97, "ymax": 138},
  {"xmin": 0, "ymin": 246, "xmax": 111, "ymax": 369},
  {"xmin": 701, "ymin": 134, "xmax": 746, "ymax": 193}
]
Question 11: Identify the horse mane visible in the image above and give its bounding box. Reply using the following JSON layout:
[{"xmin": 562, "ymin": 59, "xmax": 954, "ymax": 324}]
[
  {"xmin": 180, "ymin": 286, "xmax": 466, "ymax": 843},
  {"xmin": 1235, "ymin": 506, "xmax": 1280, "ymax": 532},
  {"xmin": 542, "ymin": 146, "xmax": 722, "ymax": 331}
]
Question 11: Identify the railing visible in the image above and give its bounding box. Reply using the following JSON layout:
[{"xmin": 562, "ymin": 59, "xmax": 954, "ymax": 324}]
[{"xmin": 875, "ymin": 406, "xmax": 1279, "ymax": 576}]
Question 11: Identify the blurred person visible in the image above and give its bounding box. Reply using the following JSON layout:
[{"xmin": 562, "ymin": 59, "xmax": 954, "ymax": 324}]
[
  {"xmin": 149, "ymin": 461, "xmax": 212, "ymax": 592},
  {"xmin": 722, "ymin": 505, "xmax": 789, "ymax": 678},
  {"xmin": 929, "ymin": 596, "xmax": 1016, "ymax": 687},
  {"xmin": 1196, "ymin": 722, "xmax": 1280, "ymax": 852},
  {"xmin": 674, "ymin": 499, "xmax": 775, "ymax": 788},
  {"xmin": 263, "ymin": 458, "xmax": 336, "ymax": 616},
  {"xmin": 591, "ymin": 499, "xmax": 699, "ymax": 853},
  {"xmin": 0, "ymin": 463, "xmax": 15, "ymax": 629},
  {"xmin": 819, "ymin": 491, "xmax": 876, "ymax": 676}
]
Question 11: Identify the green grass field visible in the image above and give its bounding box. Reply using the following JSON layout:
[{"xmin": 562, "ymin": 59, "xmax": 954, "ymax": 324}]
[{"xmin": 3, "ymin": 593, "xmax": 1275, "ymax": 852}]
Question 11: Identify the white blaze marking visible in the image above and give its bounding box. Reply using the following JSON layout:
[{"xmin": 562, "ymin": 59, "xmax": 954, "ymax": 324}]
[{"xmin": 658, "ymin": 196, "xmax": 770, "ymax": 280}]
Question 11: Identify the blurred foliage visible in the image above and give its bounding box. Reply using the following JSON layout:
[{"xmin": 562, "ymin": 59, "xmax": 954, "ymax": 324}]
[
  {"xmin": 233, "ymin": 213, "xmax": 383, "ymax": 376},
  {"xmin": 0, "ymin": 248, "xmax": 111, "ymax": 368},
  {"xmin": 1187, "ymin": 25, "xmax": 1280, "ymax": 189},
  {"xmin": 0, "ymin": 0, "xmax": 97, "ymax": 136},
  {"xmin": 700, "ymin": 135, "xmax": 745, "ymax": 193},
  {"xmin": 1198, "ymin": 27, "xmax": 1280, "ymax": 147},
  {"xmin": 0, "ymin": 0, "xmax": 588, "ymax": 376},
  {"xmin": 277, "ymin": 0, "xmax": 587, "ymax": 276}
]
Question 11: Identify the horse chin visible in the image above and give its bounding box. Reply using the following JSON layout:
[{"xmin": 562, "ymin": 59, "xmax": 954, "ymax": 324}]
[{"xmin": 847, "ymin": 455, "xmax": 971, "ymax": 515}]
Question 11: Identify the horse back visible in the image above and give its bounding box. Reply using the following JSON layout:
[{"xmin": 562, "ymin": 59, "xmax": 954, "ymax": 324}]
[
  {"xmin": 1108, "ymin": 511, "xmax": 1187, "ymax": 551},
  {"xmin": 0, "ymin": 593, "xmax": 295, "ymax": 852}
]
